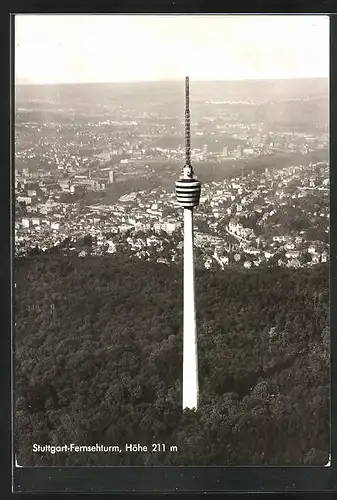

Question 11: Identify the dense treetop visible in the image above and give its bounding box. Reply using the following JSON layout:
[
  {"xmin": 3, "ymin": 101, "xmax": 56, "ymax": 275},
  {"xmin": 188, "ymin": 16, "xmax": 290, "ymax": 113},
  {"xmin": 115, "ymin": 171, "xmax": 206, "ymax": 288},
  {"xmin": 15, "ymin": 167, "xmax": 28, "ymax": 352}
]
[{"xmin": 15, "ymin": 255, "xmax": 329, "ymax": 466}]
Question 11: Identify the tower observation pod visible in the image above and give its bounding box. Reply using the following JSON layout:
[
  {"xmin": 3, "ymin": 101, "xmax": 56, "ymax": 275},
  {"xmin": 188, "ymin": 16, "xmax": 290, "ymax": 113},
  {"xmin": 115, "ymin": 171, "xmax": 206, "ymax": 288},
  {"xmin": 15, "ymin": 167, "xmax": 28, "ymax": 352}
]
[{"xmin": 175, "ymin": 76, "xmax": 201, "ymax": 411}]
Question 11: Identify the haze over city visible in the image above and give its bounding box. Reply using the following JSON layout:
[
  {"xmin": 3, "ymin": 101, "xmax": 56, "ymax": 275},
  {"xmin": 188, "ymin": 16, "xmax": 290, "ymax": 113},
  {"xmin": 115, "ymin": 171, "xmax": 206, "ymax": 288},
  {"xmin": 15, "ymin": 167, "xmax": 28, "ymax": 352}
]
[{"xmin": 15, "ymin": 14, "xmax": 329, "ymax": 84}]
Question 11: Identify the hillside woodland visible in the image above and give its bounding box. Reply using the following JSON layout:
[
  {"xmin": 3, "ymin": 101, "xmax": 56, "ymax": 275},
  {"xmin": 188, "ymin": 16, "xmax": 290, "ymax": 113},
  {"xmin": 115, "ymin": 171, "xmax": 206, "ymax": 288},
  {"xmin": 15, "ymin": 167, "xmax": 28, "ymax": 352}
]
[{"xmin": 14, "ymin": 255, "xmax": 329, "ymax": 465}]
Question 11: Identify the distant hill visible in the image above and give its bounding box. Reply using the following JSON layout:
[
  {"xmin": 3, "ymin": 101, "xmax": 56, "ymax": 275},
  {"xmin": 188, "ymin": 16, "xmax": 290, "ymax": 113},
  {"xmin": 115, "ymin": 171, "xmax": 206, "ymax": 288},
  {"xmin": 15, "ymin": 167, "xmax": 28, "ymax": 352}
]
[
  {"xmin": 15, "ymin": 255, "xmax": 329, "ymax": 466},
  {"xmin": 15, "ymin": 79, "xmax": 328, "ymax": 133},
  {"xmin": 15, "ymin": 78, "xmax": 329, "ymax": 103},
  {"xmin": 256, "ymin": 98, "xmax": 328, "ymax": 129}
]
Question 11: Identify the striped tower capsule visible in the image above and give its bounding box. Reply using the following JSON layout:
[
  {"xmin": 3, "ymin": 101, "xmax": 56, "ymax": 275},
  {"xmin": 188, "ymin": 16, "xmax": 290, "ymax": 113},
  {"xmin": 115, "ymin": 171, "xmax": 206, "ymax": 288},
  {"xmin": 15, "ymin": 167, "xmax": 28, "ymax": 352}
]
[{"xmin": 175, "ymin": 167, "xmax": 201, "ymax": 207}]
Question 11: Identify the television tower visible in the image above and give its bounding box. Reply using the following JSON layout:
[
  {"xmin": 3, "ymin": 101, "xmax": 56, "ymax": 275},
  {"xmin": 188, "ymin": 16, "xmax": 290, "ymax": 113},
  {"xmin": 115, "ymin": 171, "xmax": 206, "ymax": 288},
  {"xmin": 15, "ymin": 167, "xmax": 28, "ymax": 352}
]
[{"xmin": 175, "ymin": 77, "xmax": 201, "ymax": 410}]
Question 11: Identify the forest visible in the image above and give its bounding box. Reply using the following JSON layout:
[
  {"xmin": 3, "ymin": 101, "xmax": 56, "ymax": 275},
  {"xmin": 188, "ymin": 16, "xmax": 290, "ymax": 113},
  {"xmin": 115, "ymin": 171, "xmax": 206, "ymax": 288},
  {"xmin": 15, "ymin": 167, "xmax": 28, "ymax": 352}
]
[{"xmin": 14, "ymin": 254, "xmax": 329, "ymax": 466}]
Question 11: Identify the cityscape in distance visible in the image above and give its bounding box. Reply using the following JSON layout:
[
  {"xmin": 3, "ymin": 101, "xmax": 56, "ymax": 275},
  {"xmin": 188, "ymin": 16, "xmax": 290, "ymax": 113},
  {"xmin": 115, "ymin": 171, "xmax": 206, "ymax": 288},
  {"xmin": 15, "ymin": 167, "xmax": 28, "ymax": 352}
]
[{"xmin": 15, "ymin": 78, "xmax": 329, "ymax": 269}]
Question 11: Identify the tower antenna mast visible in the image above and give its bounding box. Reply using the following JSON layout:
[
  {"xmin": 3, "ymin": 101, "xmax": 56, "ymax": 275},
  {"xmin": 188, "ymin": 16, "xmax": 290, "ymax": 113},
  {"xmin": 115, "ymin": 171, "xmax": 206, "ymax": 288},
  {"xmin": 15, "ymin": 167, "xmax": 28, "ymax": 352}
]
[
  {"xmin": 175, "ymin": 76, "xmax": 201, "ymax": 410},
  {"xmin": 185, "ymin": 76, "xmax": 191, "ymax": 168}
]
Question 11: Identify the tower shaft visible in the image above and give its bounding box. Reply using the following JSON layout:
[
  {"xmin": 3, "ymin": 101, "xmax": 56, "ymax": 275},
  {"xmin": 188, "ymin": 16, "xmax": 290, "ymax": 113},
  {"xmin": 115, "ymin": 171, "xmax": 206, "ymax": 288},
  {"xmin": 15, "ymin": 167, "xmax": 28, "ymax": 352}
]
[
  {"xmin": 175, "ymin": 76, "xmax": 201, "ymax": 410},
  {"xmin": 183, "ymin": 207, "xmax": 198, "ymax": 409}
]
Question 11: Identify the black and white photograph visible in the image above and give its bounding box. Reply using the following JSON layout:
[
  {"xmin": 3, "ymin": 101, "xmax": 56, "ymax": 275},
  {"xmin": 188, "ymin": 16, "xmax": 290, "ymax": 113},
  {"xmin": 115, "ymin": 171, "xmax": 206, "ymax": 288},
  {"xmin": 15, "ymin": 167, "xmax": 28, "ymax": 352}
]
[{"xmin": 14, "ymin": 14, "xmax": 330, "ymax": 466}]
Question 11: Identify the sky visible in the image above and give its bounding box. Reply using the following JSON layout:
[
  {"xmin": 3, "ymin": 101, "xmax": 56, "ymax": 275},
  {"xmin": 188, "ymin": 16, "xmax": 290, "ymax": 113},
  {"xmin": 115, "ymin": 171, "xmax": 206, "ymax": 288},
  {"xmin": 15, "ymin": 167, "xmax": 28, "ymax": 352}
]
[{"xmin": 15, "ymin": 15, "xmax": 329, "ymax": 84}]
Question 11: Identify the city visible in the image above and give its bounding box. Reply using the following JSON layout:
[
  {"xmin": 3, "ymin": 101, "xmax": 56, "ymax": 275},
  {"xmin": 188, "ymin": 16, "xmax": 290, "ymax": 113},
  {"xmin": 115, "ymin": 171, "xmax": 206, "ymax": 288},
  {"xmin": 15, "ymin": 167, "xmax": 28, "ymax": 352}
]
[{"xmin": 15, "ymin": 80, "xmax": 329, "ymax": 272}]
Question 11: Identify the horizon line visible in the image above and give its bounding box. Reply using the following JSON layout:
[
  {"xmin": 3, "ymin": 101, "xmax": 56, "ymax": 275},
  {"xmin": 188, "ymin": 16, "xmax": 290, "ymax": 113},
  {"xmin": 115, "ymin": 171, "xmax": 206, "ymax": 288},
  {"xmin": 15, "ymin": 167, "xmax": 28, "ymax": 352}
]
[{"xmin": 15, "ymin": 76, "xmax": 329, "ymax": 86}]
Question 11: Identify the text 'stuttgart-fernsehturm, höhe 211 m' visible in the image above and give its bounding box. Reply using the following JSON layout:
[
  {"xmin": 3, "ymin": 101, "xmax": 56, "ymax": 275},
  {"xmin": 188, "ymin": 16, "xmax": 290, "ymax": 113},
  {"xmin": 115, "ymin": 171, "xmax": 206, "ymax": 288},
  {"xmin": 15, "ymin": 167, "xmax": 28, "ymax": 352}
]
[{"xmin": 175, "ymin": 76, "xmax": 201, "ymax": 410}]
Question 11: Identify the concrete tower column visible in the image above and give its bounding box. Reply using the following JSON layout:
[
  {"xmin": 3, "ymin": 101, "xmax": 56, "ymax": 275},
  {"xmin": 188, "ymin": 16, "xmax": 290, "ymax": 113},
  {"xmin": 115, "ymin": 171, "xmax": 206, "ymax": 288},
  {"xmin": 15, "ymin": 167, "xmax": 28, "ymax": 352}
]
[{"xmin": 183, "ymin": 207, "xmax": 198, "ymax": 409}]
